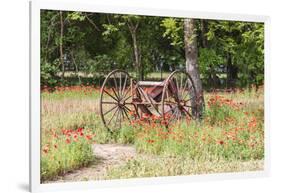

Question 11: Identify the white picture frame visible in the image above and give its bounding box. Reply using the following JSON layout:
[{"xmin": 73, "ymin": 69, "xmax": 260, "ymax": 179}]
[{"xmin": 30, "ymin": 0, "xmax": 270, "ymax": 192}]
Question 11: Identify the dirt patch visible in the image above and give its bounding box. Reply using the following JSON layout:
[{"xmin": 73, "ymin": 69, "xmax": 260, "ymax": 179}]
[
  {"xmin": 46, "ymin": 144, "xmax": 136, "ymax": 183},
  {"xmin": 44, "ymin": 144, "xmax": 264, "ymax": 183}
]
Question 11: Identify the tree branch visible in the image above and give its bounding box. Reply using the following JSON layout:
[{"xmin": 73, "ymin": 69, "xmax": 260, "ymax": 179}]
[{"xmin": 84, "ymin": 13, "xmax": 100, "ymax": 31}]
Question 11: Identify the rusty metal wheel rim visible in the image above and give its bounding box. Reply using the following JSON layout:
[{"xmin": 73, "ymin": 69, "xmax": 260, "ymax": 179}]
[
  {"xmin": 100, "ymin": 70, "xmax": 134, "ymax": 132},
  {"xmin": 161, "ymin": 70, "xmax": 198, "ymax": 125}
]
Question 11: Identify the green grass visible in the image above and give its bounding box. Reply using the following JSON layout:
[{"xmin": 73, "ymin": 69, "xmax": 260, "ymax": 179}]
[
  {"xmin": 102, "ymin": 88, "xmax": 264, "ymax": 179},
  {"xmin": 41, "ymin": 127, "xmax": 94, "ymax": 181},
  {"xmin": 41, "ymin": 85, "xmax": 264, "ymax": 181},
  {"xmin": 146, "ymin": 72, "xmax": 170, "ymax": 80},
  {"xmin": 105, "ymin": 157, "xmax": 263, "ymax": 179},
  {"xmin": 41, "ymin": 85, "xmax": 101, "ymax": 100},
  {"xmin": 128, "ymin": 98, "xmax": 263, "ymax": 161}
]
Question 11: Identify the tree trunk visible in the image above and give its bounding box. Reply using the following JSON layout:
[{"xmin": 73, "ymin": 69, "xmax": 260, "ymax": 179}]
[
  {"xmin": 226, "ymin": 53, "xmax": 238, "ymax": 88},
  {"xmin": 131, "ymin": 31, "xmax": 141, "ymax": 80},
  {"xmin": 71, "ymin": 50, "xmax": 81, "ymax": 84},
  {"xmin": 128, "ymin": 21, "xmax": 142, "ymax": 80},
  {"xmin": 59, "ymin": 11, "xmax": 65, "ymax": 80},
  {"xmin": 200, "ymin": 19, "xmax": 208, "ymax": 48},
  {"xmin": 44, "ymin": 13, "xmax": 58, "ymax": 63},
  {"xmin": 183, "ymin": 18, "xmax": 204, "ymax": 118}
]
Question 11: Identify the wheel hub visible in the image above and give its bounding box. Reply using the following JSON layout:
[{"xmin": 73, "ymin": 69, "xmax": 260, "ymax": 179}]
[{"xmin": 118, "ymin": 100, "xmax": 125, "ymax": 107}]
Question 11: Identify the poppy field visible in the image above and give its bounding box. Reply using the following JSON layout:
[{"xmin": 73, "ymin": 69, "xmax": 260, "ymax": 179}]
[{"xmin": 41, "ymin": 85, "xmax": 264, "ymax": 182}]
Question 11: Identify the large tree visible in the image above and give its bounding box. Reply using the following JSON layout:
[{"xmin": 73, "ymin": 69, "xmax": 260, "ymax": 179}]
[{"xmin": 183, "ymin": 18, "xmax": 204, "ymax": 117}]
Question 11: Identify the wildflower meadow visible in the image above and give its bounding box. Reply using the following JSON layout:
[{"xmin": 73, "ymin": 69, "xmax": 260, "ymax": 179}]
[{"xmin": 41, "ymin": 84, "xmax": 264, "ymax": 182}]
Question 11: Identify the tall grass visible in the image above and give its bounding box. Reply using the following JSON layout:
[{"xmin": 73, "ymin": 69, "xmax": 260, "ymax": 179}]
[
  {"xmin": 106, "ymin": 157, "xmax": 263, "ymax": 179},
  {"xmin": 104, "ymin": 89, "xmax": 264, "ymax": 179},
  {"xmin": 131, "ymin": 92, "xmax": 264, "ymax": 161},
  {"xmin": 41, "ymin": 85, "xmax": 264, "ymax": 181},
  {"xmin": 41, "ymin": 127, "xmax": 95, "ymax": 181}
]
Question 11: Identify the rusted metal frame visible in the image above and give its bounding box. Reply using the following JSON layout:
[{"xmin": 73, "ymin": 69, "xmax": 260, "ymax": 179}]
[
  {"xmin": 134, "ymin": 84, "xmax": 149, "ymax": 118},
  {"xmin": 135, "ymin": 83, "xmax": 161, "ymax": 116},
  {"xmin": 165, "ymin": 105, "xmax": 177, "ymax": 114},
  {"xmin": 100, "ymin": 70, "xmax": 199, "ymax": 131}
]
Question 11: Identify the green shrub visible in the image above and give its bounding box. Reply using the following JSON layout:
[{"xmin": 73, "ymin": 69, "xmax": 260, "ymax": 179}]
[{"xmin": 41, "ymin": 61, "xmax": 59, "ymax": 88}]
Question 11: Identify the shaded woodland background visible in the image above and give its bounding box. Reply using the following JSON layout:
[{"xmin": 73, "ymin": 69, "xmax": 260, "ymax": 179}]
[{"xmin": 40, "ymin": 10, "xmax": 264, "ymax": 90}]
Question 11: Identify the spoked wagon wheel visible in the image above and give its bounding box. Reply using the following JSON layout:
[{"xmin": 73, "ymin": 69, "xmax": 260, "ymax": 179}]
[
  {"xmin": 161, "ymin": 70, "xmax": 199, "ymax": 124},
  {"xmin": 100, "ymin": 70, "xmax": 135, "ymax": 132}
]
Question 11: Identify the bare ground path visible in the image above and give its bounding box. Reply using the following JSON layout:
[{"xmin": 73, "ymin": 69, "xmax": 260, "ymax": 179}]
[
  {"xmin": 47, "ymin": 144, "xmax": 136, "ymax": 183},
  {"xmin": 45, "ymin": 143, "xmax": 264, "ymax": 183}
]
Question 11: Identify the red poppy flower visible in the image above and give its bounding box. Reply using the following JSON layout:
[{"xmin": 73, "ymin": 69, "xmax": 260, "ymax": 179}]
[
  {"xmin": 77, "ymin": 127, "xmax": 83, "ymax": 133},
  {"xmin": 147, "ymin": 139, "xmax": 155, "ymax": 144},
  {"xmin": 53, "ymin": 133, "xmax": 58, "ymax": 138},
  {"xmin": 66, "ymin": 138, "xmax": 71, "ymax": 144},
  {"xmin": 218, "ymin": 140, "xmax": 224, "ymax": 145},
  {"xmin": 43, "ymin": 146, "xmax": 49, "ymax": 153}
]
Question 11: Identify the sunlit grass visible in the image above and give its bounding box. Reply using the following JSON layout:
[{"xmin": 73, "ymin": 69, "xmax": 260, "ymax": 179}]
[
  {"xmin": 41, "ymin": 85, "xmax": 264, "ymax": 181},
  {"xmin": 106, "ymin": 156, "xmax": 263, "ymax": 179}
]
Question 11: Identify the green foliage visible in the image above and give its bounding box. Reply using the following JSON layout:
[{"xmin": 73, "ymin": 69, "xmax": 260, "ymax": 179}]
[
  {"xmin": 102, "ymin": 24, "xmax": 119, "ymax": 36},
  {"xmin": 86, "ymin": 55, "xmax": 114, "ymax": 74},
  {"xmin": 203, "ymin": 21, "xmax": 264, "ymax": 87},
  {"xmin": 41, "ymin": 61, "xmax": 59, "ymax": 87},
  {"xmin": 235, "ymin": 23, "xmax": 264, "ymax": 86},
  {"xmin": 199, "ymin": 48, "xmax": 224, "ymax": 76},
  {"xmin": 40, "ymin": 10, "xmax": 264, "ymax": 88},
  {"xmin": 161, "ymin": 18, "xmax": 184, "ymax": 47},
  {"xmin": 67, "ymin": 12, "xmax": 85, "ymax": 21}
]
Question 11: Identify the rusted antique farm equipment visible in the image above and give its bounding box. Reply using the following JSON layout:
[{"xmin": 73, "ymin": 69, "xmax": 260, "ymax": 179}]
[{"xmin": 99, "ymin": 69, "xmax": 199, "ymax": 131}]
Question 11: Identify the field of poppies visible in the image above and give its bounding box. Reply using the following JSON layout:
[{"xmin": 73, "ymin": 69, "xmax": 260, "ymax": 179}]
[{"xmin": 41, "ymin": 84, "xmax": 264, "ymax": 182}]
